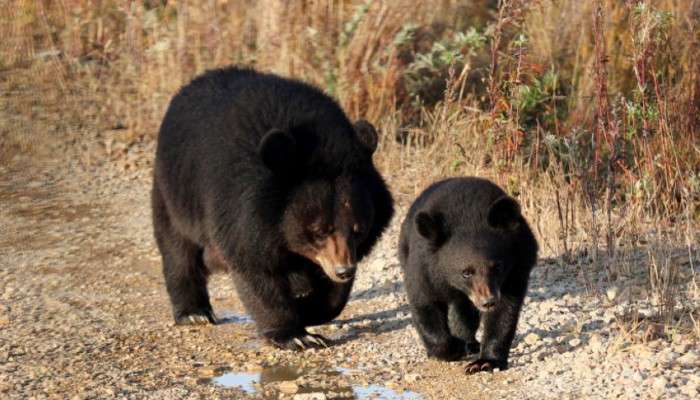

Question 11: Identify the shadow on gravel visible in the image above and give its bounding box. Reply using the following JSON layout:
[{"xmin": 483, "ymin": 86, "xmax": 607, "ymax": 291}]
[
  {"xmin": 330, "ymin": 305, "xmax": 412, "ymax": 345},
  {"xmin": 333, "ymin": 304, "xmax": 410, "ymax": 325},
  {"xmin": 351, "ymin": 281, "xmax": 405, "ymax": 301}
]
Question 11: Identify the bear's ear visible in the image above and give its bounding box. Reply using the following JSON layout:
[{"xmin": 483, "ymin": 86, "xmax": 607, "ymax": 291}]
[
  {"xmin": 415, "ymin": 211, "xmax": 447, "ymax": 247},
  {"xmin": 354, "ymin": 119, "xmax": 378, "ymax": 154},
  {"xmin": 259, "ymin": 129, "xmax": 297, "ymax": 172},
  {"xmin": 487, "ymin": 195, "xmax": 522, "ymax": 230}
]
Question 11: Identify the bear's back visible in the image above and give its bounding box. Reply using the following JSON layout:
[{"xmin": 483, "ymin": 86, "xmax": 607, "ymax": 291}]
[{"xmin": 160, "ymin": 67, "xmax": 351, "ymax": 146}]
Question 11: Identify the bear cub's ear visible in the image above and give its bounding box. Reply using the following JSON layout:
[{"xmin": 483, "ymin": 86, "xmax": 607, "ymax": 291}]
[
  {"xmin": 487, "ymin": 195, "xmax": 522, "ymax": 230},
  {"xmin": 259, "ymin": 129, "xmax": 297, "ymax": 172},
  {"xmin": 354, "ymin": 119, "xmax": 378, "ymax": 154},
  {"xmin": 415, "ymin": 211, "xmax": 447, "ymax": 247}
]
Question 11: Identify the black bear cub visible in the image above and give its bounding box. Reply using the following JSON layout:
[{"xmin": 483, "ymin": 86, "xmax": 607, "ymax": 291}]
[
  {"xmin": 398, "ymin": 177, "xmax": 537, "ymax": 373},
  {"xmin": 152, "ymin": 67, "xmax": 393, "ymax": 350}
]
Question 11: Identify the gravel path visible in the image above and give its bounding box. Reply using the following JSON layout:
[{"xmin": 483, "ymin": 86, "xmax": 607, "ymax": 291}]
[{"xmin": 1, "ymin": 145, "xmax": 698, "ymax": 399}]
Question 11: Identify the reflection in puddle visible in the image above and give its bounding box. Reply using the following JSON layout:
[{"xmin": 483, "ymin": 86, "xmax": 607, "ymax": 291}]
[
  {"xmin": 352, "ymin": 384, "xmax": 421, "ymax": 399},
  {"xmin": 208, "ymin": 364, "xmax": 422, "ymax": 399},
  {"xmin": 212, "ymin": 372, "xmax": 258, "ymax": 394},
  {"xmin": 216, "ymin": 311, "xmax": 254, "ymax": 324}
]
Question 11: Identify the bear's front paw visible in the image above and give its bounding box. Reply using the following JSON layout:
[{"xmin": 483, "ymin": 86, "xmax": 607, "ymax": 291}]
[
  {"xmin": 427, "ymin": 337, "xmax": 466, "ymax": 361},
  {"xmin": 175, "ymin": 310, "xmax": 217, "ymax": 325},
  {"xmin": 268, "ymin": 332, "xmax": 330, "ymax": 350},
  {"xmin": 464, "ymin": 358, "xmax": 507, "ymax": 374}
]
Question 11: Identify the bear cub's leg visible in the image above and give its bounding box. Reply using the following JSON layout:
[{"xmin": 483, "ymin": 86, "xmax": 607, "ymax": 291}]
[
  {"xmin": 464, "ymin": 295, "xmax": 524, "ymax": 374},
  {"xmin": 448, "ymin": 297, "xmax": 481, "ymax": 355},
  {"xmin": 412, "ymin": 302, "xmax": 467, "ymax": 361}
]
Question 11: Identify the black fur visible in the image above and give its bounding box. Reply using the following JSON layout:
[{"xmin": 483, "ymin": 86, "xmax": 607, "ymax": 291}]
[
  {"xmin": 398, "ymin": 177, "xmax": 537, "ymax": 372},
  {"xmin": 152, "ymin": 66, "xmax": 394, "ymax": 348}
]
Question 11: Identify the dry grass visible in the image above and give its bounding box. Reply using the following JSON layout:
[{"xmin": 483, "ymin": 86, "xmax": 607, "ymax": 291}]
[{"xmin": 1, "ymin": 0, "xmax": 698, "ymax": 340}]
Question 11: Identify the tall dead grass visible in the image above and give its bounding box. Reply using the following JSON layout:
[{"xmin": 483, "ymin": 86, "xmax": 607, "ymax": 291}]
[{"xmin": 1, "ymin": 0, "xmax": 698, "ymax": 340}]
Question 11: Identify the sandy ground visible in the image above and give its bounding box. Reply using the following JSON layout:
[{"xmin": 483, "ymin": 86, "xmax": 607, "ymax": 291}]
[{"xmin": 1, "ymin": 142, "xmax": 698, "ymax": 400}]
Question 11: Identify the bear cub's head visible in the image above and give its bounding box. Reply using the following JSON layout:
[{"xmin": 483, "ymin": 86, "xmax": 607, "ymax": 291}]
[
  {"xmin": 259, "ymin": 120, "xmax": 379, "ymax": 283},
  {"xmin": 415, "ymin": 195, "xmax": 525, "ymax": 312}
]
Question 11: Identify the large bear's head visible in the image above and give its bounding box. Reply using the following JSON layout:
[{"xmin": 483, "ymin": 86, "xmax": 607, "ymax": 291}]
[
  {"xmin": 415, "ymin": 195, "xmax": 526, "ymax": 311},
  {"xmin": 258, "ymin": 119, "xmax": 380, "ymax": 283}
]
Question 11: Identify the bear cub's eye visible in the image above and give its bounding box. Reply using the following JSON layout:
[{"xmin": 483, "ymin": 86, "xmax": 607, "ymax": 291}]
[
  {"xmin": 352, "ymin": 223, "xmax": 362, "ymax": 234},
  {"xmin": 462, "ymin": 267, "xmax": 475, "ymax": 279}
]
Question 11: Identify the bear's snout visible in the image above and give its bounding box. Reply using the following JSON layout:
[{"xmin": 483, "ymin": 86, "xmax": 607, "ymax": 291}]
[
  {"xmin": 309, "ymin": 232, "xmax": 357, "ymax": 283},
  {"xmin": 334, "ymin": 265, "xmax": 356, "ymax": 280},
  {"xmin": 470, "ymin": 281, "xmax": 501, "ymax": 312},
  {"xmin": 479, "ymin": 295, "xmax": 498, "ymax": 310}
]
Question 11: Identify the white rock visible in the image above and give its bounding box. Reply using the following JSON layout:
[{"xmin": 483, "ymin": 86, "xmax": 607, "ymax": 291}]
[
  {"xmin": 676, "ymin": 351, "xmax": 699, "ymax": 368},
  {"xmin": 404, "ymin": 373, "xmax": 421, "ymax": 383},
  {"xmin": 652, "ymin": 377, "xmax": 668, "ymax": 391},
  {"xmin": 588, "ymin": 334, "xmax": 605, "ymax": 352},
  {"xmin": 293, "ymin": 393, "xmax": 327, "ymax": 400},
  {"xmin": 632, "ymin": 372, "xmax": 644, "ymax": 382},
  {"xmin": 681, "ymin": 381, "xmax": 699, "ymax": 396},
  {"xmin": 278, "ymin": 381, "xmax": 299, "ymax": 394},
  {"xmin": 523, "ymin": 333, "xmax": 541, "ymax": 346}
]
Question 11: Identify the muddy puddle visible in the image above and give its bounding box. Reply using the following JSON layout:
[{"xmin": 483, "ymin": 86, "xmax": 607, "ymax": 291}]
[{"xmin": 203, "ymin": 364, "xmax": 421, "ymax": 399}]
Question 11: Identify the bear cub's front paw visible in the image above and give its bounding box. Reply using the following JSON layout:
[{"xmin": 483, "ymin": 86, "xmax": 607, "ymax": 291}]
[{"xmin": 464, "ymin": 358, "xmax": 507, "ymax": 374}]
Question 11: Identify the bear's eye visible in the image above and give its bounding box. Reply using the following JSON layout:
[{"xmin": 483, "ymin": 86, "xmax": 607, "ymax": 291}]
[
  {"xmin": 462, "ymin": 267, "xmax": 475, "ymax": 279},
  {"xmin": 352, "ymin": 223, "xmax": 361, "ymax": 234},
  {"xmin": 309, "ymin": 224, "xmax": 332, "ymax": 240}
]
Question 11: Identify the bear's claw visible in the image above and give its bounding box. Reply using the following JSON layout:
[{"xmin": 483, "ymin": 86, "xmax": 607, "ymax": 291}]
[
  {"xmin": 464, "ymin": 358, "xmax": 505, "ymax": 374},
  {"xmin": 271, "ymin": 333, "xmax": 330, "ymax": 350},
  {"xmin": 175, "ymin": 311, "xmax": 216, "ymax": 326}
]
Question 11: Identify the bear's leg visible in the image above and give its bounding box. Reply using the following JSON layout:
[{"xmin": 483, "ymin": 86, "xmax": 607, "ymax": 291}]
[
  {"xmin": 152, "ymin": 186, "xmax": 215, "ymax": 325},
  {"xmin": 412, "ymin": 302, "xmax": 466, "ymax": 361},
  {"xmin": 297, "ymin": 278, "xmax": 353, "ymax": 326},
  {"xmin": 464, "ymin": 294, "xmax": 524, "ymax": 374},
  {"xmin": 229, "ymin": 269, "xmax": 328, "ymax": 350},
  {"xmin": 287, "ymin": 270, "xmax": 314, "ymax": 299},
  {"xmin": 448, "ymin": 296, "xmax": 481, "ymax": 354}
]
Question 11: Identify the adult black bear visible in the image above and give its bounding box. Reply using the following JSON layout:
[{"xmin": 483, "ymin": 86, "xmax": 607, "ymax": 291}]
[
  {"xmin": 152, "ymin": 67, "xmax": 394, "ymax": 349},
  {"xmin": 398, "ymin": 177, "xmax": 537, "ymax": 373}
]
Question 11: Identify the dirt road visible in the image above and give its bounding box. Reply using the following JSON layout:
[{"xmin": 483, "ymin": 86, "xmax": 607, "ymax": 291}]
[{"xmin": 1, "ymin": 146, "xmax": 698, "ymax": 399}]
